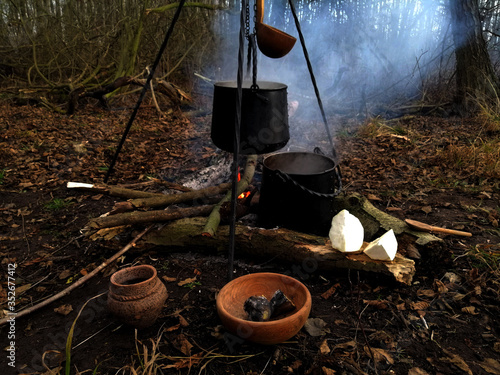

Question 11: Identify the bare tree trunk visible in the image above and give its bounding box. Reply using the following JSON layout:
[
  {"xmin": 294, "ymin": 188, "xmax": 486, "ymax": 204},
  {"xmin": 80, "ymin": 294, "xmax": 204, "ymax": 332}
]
[{"xmin": 449, "ymin": 0, "xmax": 500, "ymax": 112}]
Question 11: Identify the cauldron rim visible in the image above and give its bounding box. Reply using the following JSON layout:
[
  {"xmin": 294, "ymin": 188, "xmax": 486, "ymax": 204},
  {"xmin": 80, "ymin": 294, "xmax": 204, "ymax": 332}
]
[
  {"xmin": 214, "ymin": 80, "xmax": 287, "ymax": 90},
  {"xmin": 263, "ymin": 151, "xmax": 337, "ymax": 176}
]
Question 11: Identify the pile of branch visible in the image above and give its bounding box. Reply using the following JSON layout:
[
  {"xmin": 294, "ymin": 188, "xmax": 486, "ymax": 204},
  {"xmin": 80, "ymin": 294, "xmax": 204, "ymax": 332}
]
[
  {"xmin": 67, "ymin": 76, "xmax": 192, "ymax": 114},
  {"xmin": 70, "ymin": 156, "xmax": 432, "ymax": 284}
]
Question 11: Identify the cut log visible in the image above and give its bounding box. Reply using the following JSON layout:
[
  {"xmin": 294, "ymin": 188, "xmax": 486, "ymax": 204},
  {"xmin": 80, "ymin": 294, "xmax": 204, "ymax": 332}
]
[{"xmin": 145, "ymin": 217, "xmax": 416, "ymax": 285}]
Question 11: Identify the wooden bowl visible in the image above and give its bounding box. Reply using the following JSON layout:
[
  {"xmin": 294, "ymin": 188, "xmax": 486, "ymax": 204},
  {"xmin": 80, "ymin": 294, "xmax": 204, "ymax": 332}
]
[{"xmin": 216, "ymin": 273, "xmax": 312, "ymax": 345}]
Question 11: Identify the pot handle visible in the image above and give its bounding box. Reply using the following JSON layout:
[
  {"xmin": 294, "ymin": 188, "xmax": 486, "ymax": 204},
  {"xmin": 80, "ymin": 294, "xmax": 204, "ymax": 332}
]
[
  {"xmin": 256, "ymin": 0, "xmax": 264, "ymax": 24},
  {"xmin": 274, "ymin": 165, "xmax": 342, "ymax": 198}
]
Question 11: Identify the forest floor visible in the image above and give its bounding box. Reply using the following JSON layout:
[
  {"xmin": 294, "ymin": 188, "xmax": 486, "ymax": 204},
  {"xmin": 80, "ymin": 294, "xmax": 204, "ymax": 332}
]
[{"xmin": 0, "ymin": 99, "xmax": 499, "ymax": 375}]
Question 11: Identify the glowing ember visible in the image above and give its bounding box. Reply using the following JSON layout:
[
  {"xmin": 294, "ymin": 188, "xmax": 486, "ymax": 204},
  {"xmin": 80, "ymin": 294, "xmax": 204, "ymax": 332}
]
[
  {"xmin": 237, "ymin": 169, "xmax": 250, "ymax": 199},
  {"xmin": 238, "ymin": 191, "xmax": 251, "ymax": 199}
]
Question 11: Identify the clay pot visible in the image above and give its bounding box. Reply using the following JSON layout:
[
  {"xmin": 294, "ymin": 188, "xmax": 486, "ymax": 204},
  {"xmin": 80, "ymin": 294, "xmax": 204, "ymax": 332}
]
[
  {"xmin": 216, "ymin": 273, "xmax": 311, "ymax": 345},
  {"xmin": 107, "ymin": 265, "xmax": 167, "ymax": 328}
]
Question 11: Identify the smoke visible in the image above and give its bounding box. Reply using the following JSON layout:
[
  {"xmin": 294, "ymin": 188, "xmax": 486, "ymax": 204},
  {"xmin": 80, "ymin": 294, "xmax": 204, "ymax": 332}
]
[{"xmin": 206, "ymin": 1, "xmax": 447, "ymax": 147}]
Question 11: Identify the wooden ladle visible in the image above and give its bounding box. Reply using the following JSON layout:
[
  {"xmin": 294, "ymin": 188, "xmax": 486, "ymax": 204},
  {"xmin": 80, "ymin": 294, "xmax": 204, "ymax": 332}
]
[
  {"xmin": 255, "ymin": 0, "xmax": 296, "ymax": 58},
  {"xmin": 405, "ymin": 219, "xmax": 472, "ymax": 237}
]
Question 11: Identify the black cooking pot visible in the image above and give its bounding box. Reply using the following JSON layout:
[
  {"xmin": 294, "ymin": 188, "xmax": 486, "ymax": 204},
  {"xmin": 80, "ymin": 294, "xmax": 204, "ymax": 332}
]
[
  {"xmin": 259, "ymin": 152, "xmax": 342, "ymax": 235},
  {"xmin": 211, "ymin": 81, "xmax": 289, "ymax": 154}
]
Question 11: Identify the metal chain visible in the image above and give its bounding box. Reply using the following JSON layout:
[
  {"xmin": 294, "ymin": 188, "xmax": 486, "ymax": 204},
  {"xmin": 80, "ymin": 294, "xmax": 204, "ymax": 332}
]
[
  {"xmin": 245, "ymin": 0, "xmax": 251, "ymax": 76},
  {"xmin": 245, "ymin": 0, "xmax": 250, "ymax": 38},
  {"xmin": 275, "ymin": 168, "xmax": 342, "ymax": 198},
  {"xmin": 250, "ymin": 34, "xmax": 258, "ymax": 90},
  {"xmin": 245, "ymin": 0, "xmax": 258, "ymax": 89}
]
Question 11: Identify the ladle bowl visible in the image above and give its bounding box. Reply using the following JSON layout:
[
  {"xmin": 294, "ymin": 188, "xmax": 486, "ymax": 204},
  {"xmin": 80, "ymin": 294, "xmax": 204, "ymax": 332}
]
[{"xmin": 255, "ymin": 0, "xmax": 296, "ymax": 58}]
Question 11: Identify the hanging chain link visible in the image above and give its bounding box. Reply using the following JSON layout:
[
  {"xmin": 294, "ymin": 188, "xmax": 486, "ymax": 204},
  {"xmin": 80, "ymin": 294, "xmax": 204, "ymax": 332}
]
[
  {"xmin": 245, "ymin": 0, "xmax": 258, "ymax": 90},
  {"xmin": 245, "ymin": 0, "xmax": 250, "ymax": 39}
]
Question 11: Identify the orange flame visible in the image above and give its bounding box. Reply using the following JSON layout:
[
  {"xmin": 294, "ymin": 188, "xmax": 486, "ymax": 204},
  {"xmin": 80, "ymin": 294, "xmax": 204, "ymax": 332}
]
[
  {"xmin": 238, "ymin": 191, "xmax": 251, "ymax": 199},
  {"xmin": 237, "ymin": 169, "xmax": 250, "ymax": 199}
]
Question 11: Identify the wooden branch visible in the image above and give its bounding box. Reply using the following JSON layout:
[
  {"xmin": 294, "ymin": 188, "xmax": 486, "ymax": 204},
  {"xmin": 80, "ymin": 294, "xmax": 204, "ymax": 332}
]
[
  {"xmin": 146, "ymin": 2, "xmax": 225, "ymax": 15},
  {"xmin": 202, "ymin": 155, "xmax": 257, "ymax": 237},
  {"xmin": 145, "ymin": 217, "xmax": 416, "ymax": 285},
  {"xmin": 68, "ymin": 182, "xmax": 164, "ymax": 199},
  {"xmin": 66, "ymin": 76, "xmax": 191, "ymax": 114},
  {"xmin": 87, "ymin": 205, "xmax": 215, "ymax": 230},
  {"xmin": 0, "ymin": 225, "xmax": 153, "ymax": 327},
  {"xmin": 67, "ymin": 77, "xmax": 133, "ymax": 114},
  {"xmin": 129, "ymin": 182, "xmax": 231, "ymax": 209}
]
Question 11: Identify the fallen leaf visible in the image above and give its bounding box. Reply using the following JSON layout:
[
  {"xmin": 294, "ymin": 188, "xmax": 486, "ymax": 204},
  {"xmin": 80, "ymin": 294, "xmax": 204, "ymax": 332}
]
[
  {"xmin": 90, "ymin": 226, "xmax": 127, "ymax": 241},
  {"xmin": 304, "ymin": 318, "xmax": 330, "ymax": 336},
  {"xmin": 443, "ymin": 272, "xmax": 461, "ymax": 283},
  {"xmin": 406, "ymin": 243, "xmax": 421, "ymax": 259},
  {"xmin": 165, "ymin": 324, "xmax": 180, "ymax": 332},
  {"xmin": 417, "ymin": 289, "xmax": 436, "ymax": 298},
  {"xmin": 367, "ymin": 194, "xmax": 382, "ymax": 201},
  {"xmin": 440, "ymin": 348, "xmax": 473, "ymax": 375},
  {"xmin": 421, "ymin": 205, "xmax": 432, "ymax": 214},
  {"xmin": 321, "ymin": 283, "xmax": 340, "ymax": 299},
  {"xmin": 333, "ymin": 340, "xmax": 356, "ymax": 351},
  {"xmin": 386, "ymin": 207, "xmax": 402, "ymax": 211},
  {"xmin": 58, "ymin": 269, "xmax": 71, "ymax": 279},
  {"xmin": 15, "ymin": 284, "xmax": 32, "ymax": 295},
  {"xmin": 408, "ymin": 368, "xmax": 430, "ymax": 375},
  {"xmin": 319, "ymin": 339, "xmax": 330, "ymax": 355},
  {"xmin": 177, "ymin": 314, "xmax": 189, "ymax": 327},
  {"xmin": 363, "ymin": 299, "xmax": 389, "ymax": 310},
  {"xmin": 479, "ymin": 358, "xmax": 500, "ymax": 374},
  {"xmin": 322, "ymin": 367, "xmax": 336, "ymax": 375},
  {"xmin": 433, "ymin": 279, "xmax": 448, "ymax": 294},
  {"xmin": 410, "ymin": 301, "xmax": 430, "ymax": 311},
  {"xmin": 54, "ymin": 304, "xmax": 73, "ymax": 316},
  {"xmin": 364, "ymin": 346, "xmax": 394, "ymax": 364},
  {"xmin": 452, "ymin": 293, "xmax": 467, "ymax": 302},
  {"xmin": 290, "ymin": 360, "xmax": 302, "ymax": 370},
  {"xmin": 162, "ymin": 276, "xmax": 177, "ymax": 282},
  {"xmin": 178, "ymin": 277, "xmax": 197, "ymax": 287},
  {"xmin": 164, "ymin": 351, "xmax": 203, "ymax": 369},
  {"xmin": 172, "ymin": 334, "xmax": 193, "ymax": 356},
  {"xmin": 461, "ymin": 306, "xmax": 478, "ymax": 315},
  {"xmin": 494, "ymin": 342, "xmax": 500, "ymax": 353}
]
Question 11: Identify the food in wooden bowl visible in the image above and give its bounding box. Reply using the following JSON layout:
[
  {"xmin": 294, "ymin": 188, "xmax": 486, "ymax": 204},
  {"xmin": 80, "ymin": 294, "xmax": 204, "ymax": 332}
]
[{"xmin": 216, "ymin": 272, "xmax": 312, "ymax": 345}]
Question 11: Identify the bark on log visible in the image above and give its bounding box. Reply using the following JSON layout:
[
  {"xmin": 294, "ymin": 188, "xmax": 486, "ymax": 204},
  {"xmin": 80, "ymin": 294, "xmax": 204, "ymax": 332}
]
[
  {"xmin": 145, "ymin": 217, "xmax": 416, "ymax": 285},
  {"xmin": 87, "ymin": 205, "xmax": 215, "ymax": 229},
  {"xmin": 68, "ymin": 182, "xmax": 165, "ymax": 199},
  {"xmin": 129, "ymin": 182, "xmax": 232, "ymax": 209}
]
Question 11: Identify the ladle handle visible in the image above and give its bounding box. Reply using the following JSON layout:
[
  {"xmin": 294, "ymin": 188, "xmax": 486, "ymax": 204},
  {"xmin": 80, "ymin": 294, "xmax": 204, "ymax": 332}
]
[{"xmin": 256, "ymin": 0, "xmax": 264, "ymax": 24}]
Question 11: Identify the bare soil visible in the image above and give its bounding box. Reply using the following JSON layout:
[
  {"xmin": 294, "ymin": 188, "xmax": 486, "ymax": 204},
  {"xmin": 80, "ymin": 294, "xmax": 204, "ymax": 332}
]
[{"xmin": 0, "ymin": 101, "xmax": 499, "ymax": 375}]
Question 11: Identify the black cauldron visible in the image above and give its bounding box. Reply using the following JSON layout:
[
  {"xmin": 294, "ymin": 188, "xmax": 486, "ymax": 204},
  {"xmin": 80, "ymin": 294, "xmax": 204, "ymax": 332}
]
[
  {"xmin": 211, "ymin": 81, "xmax": 289, "ymax": 154},
  {"xmin": 259, "ymin": 152, "xmax": 341, "ymax": 235}
]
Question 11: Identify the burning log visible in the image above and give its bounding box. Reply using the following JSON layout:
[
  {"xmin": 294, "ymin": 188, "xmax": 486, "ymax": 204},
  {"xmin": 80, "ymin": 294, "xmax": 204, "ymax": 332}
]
[{"xmin": 202, "ymin": 154, "xmax": 257, "ymax": 237}]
